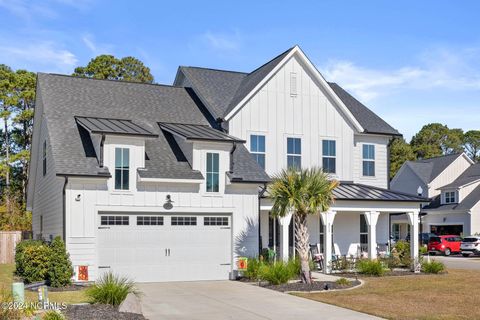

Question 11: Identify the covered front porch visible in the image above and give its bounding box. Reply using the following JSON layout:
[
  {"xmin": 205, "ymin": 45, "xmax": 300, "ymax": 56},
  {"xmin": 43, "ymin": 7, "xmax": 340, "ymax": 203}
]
[{"xmin": 259, "ymin": 182, "xmax": 426, "ymax": 273}]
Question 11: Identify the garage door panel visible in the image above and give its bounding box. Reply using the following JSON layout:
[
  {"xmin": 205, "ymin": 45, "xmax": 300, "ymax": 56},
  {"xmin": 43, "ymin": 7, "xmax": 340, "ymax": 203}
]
[{"xmin": 97, "ymin": 214, "xmax": 232, "ymax": 282}]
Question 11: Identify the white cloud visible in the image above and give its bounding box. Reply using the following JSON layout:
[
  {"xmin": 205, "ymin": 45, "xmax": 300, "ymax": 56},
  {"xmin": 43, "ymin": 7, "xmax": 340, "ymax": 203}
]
[
  {"xmin": 321, "ymin": 47, "xmax": 480, "ymax": 102},
  {"xmin": 200, "ymin": 31, "xmax": 242, "ymax": 52},
  {"xmin": 81, "ymin": 33, "xmax": 112, "ymax": 55},
  {"xmin": 0, "ymin": 41, "xmax": 78, "ymax": 73}
]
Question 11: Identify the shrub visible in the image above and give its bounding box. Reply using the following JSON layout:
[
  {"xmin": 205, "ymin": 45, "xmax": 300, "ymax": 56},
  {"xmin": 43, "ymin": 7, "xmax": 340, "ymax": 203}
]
[
  {"xmin": 244, "ymin": 257, "xmax": 264, "ymax": 281},
  {"xmin": 419, "ymin": 246, "xmax": 428, "ymax": 255},
  {"xmin": 336, "ymin": 277, "xmax": 351, "ymax": 286},
  {"xmin": 260, "ymin": 248, "xmax": 276, "ymax": 263},
  {"xmin": 421, "ymin": 260, "xmax": 446, "ymax": 274},
  {"xmin": 357, "ymin": 259, "xmax": 386, "ymax": 276},
  {"xmin": 0, "ymin": 286, "xmax": 23, "ymax": 320},
  {"xmin": 42, "ymin": 310, "xmax": 65, "ymax": 320},
  {"xmin": 258, "ymin": 261, "xmax": 295, "ymax": 285},
  {"xmin": 86, "ymin": 272, "xmax": 139, "ymax": 306},
  {"xmin": 15, "ymin": 240, "xmax": 51, "ymax": 283},
  {"xmin": 47, "ymin": 237, "xmax": 74, "ymax": 287},
  {"xmin": 392, "ymin": 241, "xmax": 412, "ymax": 267}
]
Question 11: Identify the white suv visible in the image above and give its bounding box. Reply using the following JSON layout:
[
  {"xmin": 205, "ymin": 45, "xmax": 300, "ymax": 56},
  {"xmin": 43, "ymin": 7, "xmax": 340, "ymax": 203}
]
[{"xmin": 460, "ymin": 236, "xmax": 480, "ymax": 257}]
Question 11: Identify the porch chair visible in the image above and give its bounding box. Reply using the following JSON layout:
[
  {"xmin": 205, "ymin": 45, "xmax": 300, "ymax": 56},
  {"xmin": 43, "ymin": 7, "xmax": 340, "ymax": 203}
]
[
  {"xmin": 377, "ymin": 243, "xmax": 389, "ymax": 258},
  {"xmin": 309, "ymin": 244, "xmax": 324, "ymax": 271}
]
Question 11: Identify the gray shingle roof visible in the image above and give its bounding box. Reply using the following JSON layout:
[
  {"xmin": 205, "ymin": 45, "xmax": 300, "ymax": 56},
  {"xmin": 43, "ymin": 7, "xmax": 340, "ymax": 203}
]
[
  {"xmin": 423, "ymin": 184, "xmax": 480, "ymax": 211},
  {"xmin": 76, "ymin": 116, "xmax": 157, "ymax": 137},
  {"xmin": 327, "ymin": 83, "xmax": 400, "ymax": 136},
  {"xmin": 406, "ymin": 153, "xmax": 464, "ymax": 185},
  {"xmin": 334, "ymin": 182, "xmax": 426, "ymax": 202},
  {"xmin": 441, "ymin": 163, "xmax": 480, "ymax": 189},
  {"xmin": 37, "ymin": 73, "xmax": 267, "ymax": 182},
  {"xmin": 177, "ymin": 47, "xmax": 400, "ymax": 136},
  {"xmin": 159, "ymin": 122, "xmax": 245, "ymax": 143},
  {"xmin": 227, "ymin": 144, "xmax": 271, "ymax": 183}
]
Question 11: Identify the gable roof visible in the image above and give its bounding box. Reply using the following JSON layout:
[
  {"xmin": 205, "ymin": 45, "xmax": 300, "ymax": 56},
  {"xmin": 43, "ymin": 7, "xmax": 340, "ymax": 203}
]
[
  {"xmin": 423, "ymin": 184, "xmax": 480, "ymax": 211},
  {"xmin": 35, "ymin": 73, "xmax": 268, "ymax": 182},
  {"xmin": 177, "ymin": 46, "xmax": 400, "ymax": 136},
  {"xmin": 441, "ymin": 163, "xmax": 480, "ymax": 189},
  {"xmin": 405, "ymin": 153, "xmax": 465, "ymax": 185}
]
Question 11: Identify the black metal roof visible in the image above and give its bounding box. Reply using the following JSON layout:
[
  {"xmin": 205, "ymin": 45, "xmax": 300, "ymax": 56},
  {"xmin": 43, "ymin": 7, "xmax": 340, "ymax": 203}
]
[
  {"xmin": 334, "ymin": 182, "xmax": 427, "ymax": 202},
  {"xmin": 76, "ymin": 116, "xmax": 158, "ymax": 137},
  {"xmin": 159, "ymin": 122, "xmax": 246, "ymax": 143}
]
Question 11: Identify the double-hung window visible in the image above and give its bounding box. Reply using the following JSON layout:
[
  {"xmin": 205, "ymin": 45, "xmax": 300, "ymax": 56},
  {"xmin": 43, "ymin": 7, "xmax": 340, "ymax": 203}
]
[
  {"xmin": 250, "ymin": 135, "xmax": 265, "ymax": 169},
  {"xmin": 287, "ymin": 137, "xmax": 301, "ymax": 170},
  {"xmin": 362, "ymin": 144, "xmax": 375, "ymax": 176},
  {"xmin": 206, "ymin": 153, "xmax": 219, "ymax": 192},
  {"xmin": 322, "ymin": 140, "xmax": 336, "ymax": 174},
  {"xmin": 115, "ymin": 148, "xmax": 130, "ymax": 190},
  {"xmin": 445, "ymin": 191, "xmax": 456, "ymax": 204}
]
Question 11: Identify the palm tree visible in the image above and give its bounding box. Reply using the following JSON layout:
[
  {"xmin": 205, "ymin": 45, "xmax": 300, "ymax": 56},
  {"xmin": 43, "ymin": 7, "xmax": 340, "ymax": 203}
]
[{"xmin": 269, "ymin": 167, "xmax": 338, "ymax": 283}]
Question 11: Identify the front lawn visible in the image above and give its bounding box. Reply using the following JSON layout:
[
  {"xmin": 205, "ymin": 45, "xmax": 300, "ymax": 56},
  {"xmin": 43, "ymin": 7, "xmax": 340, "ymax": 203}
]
[
  {"xmin": 0, "ymin": 263, "xmax": 87, "ymax": 304},
  {"xmin": 295, "ymin": 269, "xmax": 480, "ymax": 320}
]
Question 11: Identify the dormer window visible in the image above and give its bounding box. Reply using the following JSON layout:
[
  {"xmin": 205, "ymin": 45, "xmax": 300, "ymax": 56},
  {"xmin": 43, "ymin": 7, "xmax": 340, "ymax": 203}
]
[
  {"xmin": 206, "ymin": 153, "xmax": 219, "ymax": 192},
  {"xmin": 115, "ymin": 147, "xmax": 130, "ymax": 190},
  {"xmin": 445, "ymin": 191, "xmax": 456, "ymax": 204}
]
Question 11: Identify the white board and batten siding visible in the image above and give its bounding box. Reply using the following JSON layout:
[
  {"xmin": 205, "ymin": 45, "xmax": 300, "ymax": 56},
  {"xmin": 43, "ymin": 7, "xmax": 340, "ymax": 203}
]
[
  {"xmin": 429, "ymin": 155, "xmax": 472, "ymax": 197},
  {"xmin": 227, "ymin": 55, "xmax": 389, "ymax": 189}
]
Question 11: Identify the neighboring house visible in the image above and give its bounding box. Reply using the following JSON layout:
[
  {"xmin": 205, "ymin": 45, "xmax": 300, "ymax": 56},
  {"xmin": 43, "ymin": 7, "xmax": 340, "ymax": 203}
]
[
  {"xmin": 27, "ymin": 46, "xmax": 424, "ymax": 282},
  {"xmin": 391, "ymin": 153, "xmax": 478, "ymax": 237}
]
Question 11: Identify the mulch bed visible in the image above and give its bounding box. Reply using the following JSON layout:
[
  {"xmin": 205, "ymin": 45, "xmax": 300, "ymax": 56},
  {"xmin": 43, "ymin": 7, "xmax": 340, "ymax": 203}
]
[
  {"xmin": 334, "ymin": 270, "xmax": 447, "ymax": 278},
  {"xmin": 64, "ymin": 304, "xmax": 146, "ymax": 320},
  {"xmin": 263, "ymin": 280, "xmax": 361, "ymax": 292}
]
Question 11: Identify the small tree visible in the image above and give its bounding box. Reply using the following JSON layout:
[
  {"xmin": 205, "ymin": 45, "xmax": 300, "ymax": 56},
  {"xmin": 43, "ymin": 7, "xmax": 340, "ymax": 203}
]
[
  {"xmin": 269, "ymin": 167, "xmax": 338, "ymax": 283},
  {"xmin": 47, "ymin": 237, "xmax": 74, "ymax": 287}
]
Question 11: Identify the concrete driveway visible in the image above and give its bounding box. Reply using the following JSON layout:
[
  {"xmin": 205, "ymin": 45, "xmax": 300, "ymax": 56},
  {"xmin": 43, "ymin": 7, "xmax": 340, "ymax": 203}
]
[
  {"xmin": 137, "ymin": 280, "xmax": 380, "ymax": 320},
  {"xmin": 430, "ymin": 255, "xmax": 480, "ymax": 270}
]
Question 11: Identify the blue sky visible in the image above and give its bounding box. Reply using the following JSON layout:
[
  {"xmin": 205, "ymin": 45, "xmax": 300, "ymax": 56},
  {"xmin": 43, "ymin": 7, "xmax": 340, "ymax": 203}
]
[{"xmin": 1, "ymin": 0, "xmax": 479, "ymax": 140}]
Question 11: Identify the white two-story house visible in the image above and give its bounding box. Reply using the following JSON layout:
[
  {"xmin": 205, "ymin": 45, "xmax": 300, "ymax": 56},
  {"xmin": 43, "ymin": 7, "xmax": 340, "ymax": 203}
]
[
  {"xmin": 28, "ymin": 45, "xmax": 424, "ymax": 282},
  {"xmin": 392, "ymin": 153, "xmax": 480, "ymax": 237}
]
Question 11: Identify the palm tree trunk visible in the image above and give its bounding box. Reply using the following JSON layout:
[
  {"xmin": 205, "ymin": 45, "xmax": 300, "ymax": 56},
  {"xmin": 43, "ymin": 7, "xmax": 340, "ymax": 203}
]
[{"xmin": 294, "ymin": 214, "xmax": 311, "ymax": 284}]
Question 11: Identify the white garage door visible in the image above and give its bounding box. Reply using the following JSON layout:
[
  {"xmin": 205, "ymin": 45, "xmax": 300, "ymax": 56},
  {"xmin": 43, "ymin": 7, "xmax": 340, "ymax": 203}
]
[{"xmin": 97, "ymin": 213, "xmax": 232, "ymax": 282}]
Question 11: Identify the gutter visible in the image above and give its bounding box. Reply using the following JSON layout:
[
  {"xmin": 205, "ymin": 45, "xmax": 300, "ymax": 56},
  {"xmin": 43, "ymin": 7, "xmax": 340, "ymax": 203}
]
[{"xmin": 62, "ymin": 176, "xmax": 68, "ymax": 241}]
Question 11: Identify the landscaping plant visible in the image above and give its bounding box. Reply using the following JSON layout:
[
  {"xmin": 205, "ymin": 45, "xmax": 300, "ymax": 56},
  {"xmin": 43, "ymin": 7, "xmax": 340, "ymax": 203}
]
[
  {"xmin": 0, "ymin": 285, "xmax": 23, "ymax": 320},
  {"xmin": 258, "ymin": 261, "xmax": 295, "ymax": 285},
  {"xmin": 269, "ymin": 167, "xmax": 338, "ymax": 283},
  {"xmin": 357, "ymin": 259, "xmax": 386, "ymax": 276},
  {"xmin": 335, "ymin": 278, "xmax": 351, "ymax": 286},
  {"xmin": 42, "ymin": 310, "xmax": 65, "ymax": 320},
  {"xmin": 421, "ymin": 260, "xmax": 446, "ymax": 274},
  {"xmin": 245, "ymin": 257, "xmax": 264, "ymax": 281},
  {"xmin": 86, "ymin": 272, "xmax": 139, "ymax": 306},
  {"xmin": 47, "ymin": 237, "xmax": 74, "ymax": 287},
  {"xmin": 14, "ymin": 240, "xmax": 51, "ymax": 283}
]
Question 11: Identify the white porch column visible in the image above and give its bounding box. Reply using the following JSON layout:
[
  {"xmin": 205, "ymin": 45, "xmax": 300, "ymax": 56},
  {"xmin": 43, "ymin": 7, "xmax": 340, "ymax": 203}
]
[
  {"xmin": 320, "ymin": 210, "xmax": 337, "ymax": 274},
  {"xmin": 407, "ymin": 210, "xmax": 420, "ymax": 273},
  {"xmin": 278, "ymin": 212, "xmax": 292, "ymax": 262},
  {"xmin": 364, "ymin": 211, "xmax": 380, "ymax": 259}
]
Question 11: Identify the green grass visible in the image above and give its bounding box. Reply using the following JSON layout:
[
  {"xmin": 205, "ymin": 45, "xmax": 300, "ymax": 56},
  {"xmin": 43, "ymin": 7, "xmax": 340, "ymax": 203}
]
[{"xmin": 0, "ymin": 264, "xmax": 87, "ymax": 304}]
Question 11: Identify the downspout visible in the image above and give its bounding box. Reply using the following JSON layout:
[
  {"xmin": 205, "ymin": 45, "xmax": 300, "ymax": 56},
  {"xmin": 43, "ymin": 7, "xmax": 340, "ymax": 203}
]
[
  {"xmin": 62, "ymin": 176, "xmax": 68, "ymax": 241},
  {"xmin": 229, "ymin": 142, "xmax": 237, "ymax": 173},
  {"xmin": 258, "ymin": 184, "xmax": 268, "ymax": 254},
  {"xmin": 99, "ymin": 134, "xmax": 106, "ymax": 168}
]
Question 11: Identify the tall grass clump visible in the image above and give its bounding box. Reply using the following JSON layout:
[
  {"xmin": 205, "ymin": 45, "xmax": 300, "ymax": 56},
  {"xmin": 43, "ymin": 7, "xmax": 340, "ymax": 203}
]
[{"xmin": 86, "ymin": 272, "xmax": 139, "ymax": 306}]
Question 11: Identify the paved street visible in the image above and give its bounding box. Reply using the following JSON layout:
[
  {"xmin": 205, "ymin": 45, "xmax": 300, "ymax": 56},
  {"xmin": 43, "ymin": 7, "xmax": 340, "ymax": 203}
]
[
  {"xmin": 137, "ymin": 280, "xmax": 380, "ymax": 320},
  {"xmin": 427, "ymin": 254, "xmax": 480, "ymax": 270}
]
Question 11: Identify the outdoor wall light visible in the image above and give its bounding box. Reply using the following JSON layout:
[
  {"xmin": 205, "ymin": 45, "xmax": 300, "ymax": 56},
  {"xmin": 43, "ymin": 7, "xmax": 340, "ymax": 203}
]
[
  {"xmin": 163, "ymin": 194, "xmax": 174, "ymax": 210},
  {"xmin": 75, "ymin": 194, "xmax": 81, "ymax": 201}
]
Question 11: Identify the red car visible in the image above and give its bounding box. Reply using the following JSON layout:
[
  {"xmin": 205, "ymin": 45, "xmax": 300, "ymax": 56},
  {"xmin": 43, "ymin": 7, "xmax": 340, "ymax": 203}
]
[{"xmin": 428, "ymin": 235, "xmax": 462, "ymax": 256}]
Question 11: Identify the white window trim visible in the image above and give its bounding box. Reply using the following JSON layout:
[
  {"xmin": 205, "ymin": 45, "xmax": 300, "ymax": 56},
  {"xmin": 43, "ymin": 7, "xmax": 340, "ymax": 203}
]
[
  {"xmin": 322, "ymin": 139, "xmax": 337, "ymax": 174},
  {"xmin": 362, "ymin": 144, "xmax": 375, "ymax": 177},
  {"xmin": 444, "ymin": 191, "xmax": 457, "ymax": 204},
  {"xmin": 206, "ymin": 152, "xmax": 220, "ymax": 193},
  {"xmin": 286, "ymin": 136, "xmax": 302, "ymax": 170},
  {"xmin": 249, "ymin": 134, "xmax": 266, "ymax": 169},
  {"xmin": 360, "ymin": 214, "xmax": 368, "ymax": 250},
  {"xmin": 114, "ymin": 147, "xmax": 131, "ymax": 192}
]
